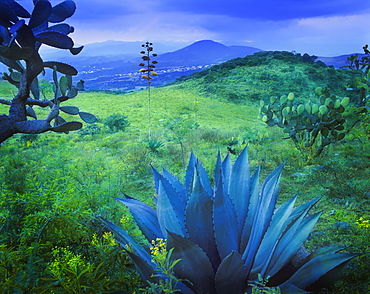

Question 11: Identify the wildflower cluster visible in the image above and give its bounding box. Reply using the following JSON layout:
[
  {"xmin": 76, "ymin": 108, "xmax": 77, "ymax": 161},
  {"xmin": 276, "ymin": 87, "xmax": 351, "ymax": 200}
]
[
  {"xmin": 139, "ymin": 42, "xmax": 158, "ymax": 83},
  {"xmin": 150, "ymin": 238, "xmax": 167, "ymax": 261},
  {"xmin": 356, "ymin": 217, "xmax": 370, "ymax": 229},
  {"xmin": 145, "ymin": 238, "xmax": 182, "ymax": 293}
]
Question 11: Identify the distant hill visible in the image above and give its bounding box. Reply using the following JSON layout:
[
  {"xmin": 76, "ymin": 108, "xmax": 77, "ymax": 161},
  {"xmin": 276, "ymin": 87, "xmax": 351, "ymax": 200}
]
[
  {"xmin": 0, "ymin": 39, "xmax": 362, "ymax": 91},
  {"xmin": 158, "ymin": 40, "xmax": 262, "ymax": 66},
  {"xmin": 37, "ymin": 40, "xmax": 263, "ymax": 91},
  {"xmin": 317, "ymin": 54, "xmax": 365, "ymax": 68},
  {"xmin": 171, "ymin": 50, "xmax": 360, "ymax": 105}
]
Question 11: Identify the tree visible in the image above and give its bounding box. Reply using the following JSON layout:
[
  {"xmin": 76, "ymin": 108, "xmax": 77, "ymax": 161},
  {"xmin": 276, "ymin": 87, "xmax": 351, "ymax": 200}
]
[{"xmin": 0, "ymin": 0, "xmax": 96, "ymax": 144}]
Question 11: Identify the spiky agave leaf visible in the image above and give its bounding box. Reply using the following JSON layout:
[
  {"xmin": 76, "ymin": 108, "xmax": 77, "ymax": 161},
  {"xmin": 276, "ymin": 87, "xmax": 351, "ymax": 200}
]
[
  {"xmin": 107, "ymin": 147, "xmax": 359, "ymax": 294},
  {"xmin": 186, "ymin": 167, "xmax": 220, "ymax": 270},
  {"xmin": 115, "ymin": 195, "xmax": 164, "ymax": 242},
  {"xmin": 167, "ymin": 231, "xmax": 215, "ymax": 294}
]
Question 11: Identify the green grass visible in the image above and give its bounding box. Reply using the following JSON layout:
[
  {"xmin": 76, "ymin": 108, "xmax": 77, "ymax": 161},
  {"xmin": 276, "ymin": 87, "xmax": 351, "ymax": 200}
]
[{"xmin": 0, "ymin": 54, "xmax": 369, "ymax": 293}]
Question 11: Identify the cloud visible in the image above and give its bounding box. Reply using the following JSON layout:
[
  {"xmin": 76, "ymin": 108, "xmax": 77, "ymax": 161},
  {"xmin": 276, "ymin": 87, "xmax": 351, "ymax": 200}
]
[
  {"xmin": 28, "ymin": 0, "xmax": 370, "ymax": 56},
  {"xmin": 158, "ymin": 0, "xmax": 370, "ymax": 21}
]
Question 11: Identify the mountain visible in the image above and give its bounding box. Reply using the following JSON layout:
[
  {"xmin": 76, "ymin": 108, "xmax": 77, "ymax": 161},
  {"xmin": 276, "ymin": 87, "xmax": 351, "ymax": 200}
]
[
  {"xmin": 317, "ymin": 54, "xmax": 365, "ymax": 69},
  {"xmin": 0, "ymin": 39, "xmax": 361, "ymax": 91},
  {"xmin": 39, "ymin": 40, "xmax": 263, "ymax": 91},
  {"xmin": 158, "ymin": 40, "xmax": 262, "ymax": 66}
]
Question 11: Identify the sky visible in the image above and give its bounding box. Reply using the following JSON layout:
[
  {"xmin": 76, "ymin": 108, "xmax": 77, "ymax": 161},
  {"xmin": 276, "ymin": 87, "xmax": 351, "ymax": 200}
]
[{"xmin": 21, "ymin": 0, "xmax": 370, "ymax": 56}]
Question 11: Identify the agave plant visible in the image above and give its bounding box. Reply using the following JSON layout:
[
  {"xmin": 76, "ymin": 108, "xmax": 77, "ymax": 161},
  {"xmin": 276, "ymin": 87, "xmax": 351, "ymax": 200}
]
[{"xmin": 103, "ymin": 148, "xmax": 358, "ymax": 294}]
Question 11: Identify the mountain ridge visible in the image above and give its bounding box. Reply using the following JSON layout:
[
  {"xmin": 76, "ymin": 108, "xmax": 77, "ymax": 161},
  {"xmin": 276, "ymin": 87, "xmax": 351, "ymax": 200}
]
[{"xmin": 1, "ymin": 40, "xmax": 362, "ymax": 91}]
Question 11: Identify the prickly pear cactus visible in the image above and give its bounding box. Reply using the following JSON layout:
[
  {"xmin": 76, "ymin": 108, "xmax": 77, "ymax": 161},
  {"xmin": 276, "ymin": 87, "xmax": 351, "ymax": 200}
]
[
  {"xmin": 0, "ymin": 0, "xmax": 96, "ymax": 143},
  {"xmin": 259, "ymin": 87, "xmax": 350, "ymax": 157}
]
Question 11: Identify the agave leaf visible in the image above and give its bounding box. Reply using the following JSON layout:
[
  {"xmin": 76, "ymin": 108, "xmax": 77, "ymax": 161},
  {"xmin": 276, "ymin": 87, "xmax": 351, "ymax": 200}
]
[
  {"xmin": 215, "ymin": 251, "xmax": 247, "ymax": 294},
  {"xmin": 159, "ymin": 173, "xmax": 187, "ymax": 231},
  {"xmin": 44, "ymin": 61, "xmax": 77, "ymax": 75},
  {"xmin": 185, "ymin": 153, "xmax": 212, "ymax": 197},
  {"xmin": 36, "ymin": 31, "xmax": 74, "ymax": 49},
  {"xmin": 240, "ymin": 167, "xmax": 260, "ymax": 253},
  {"xmin": 229, "ymin": 147, "xmax": 250, "ymax": 232},
  {"xmin": 167, "ymin": 231, "xmax": 216, "ymax": 294},
  {"xmin": 287, "ymin": 196, "xmax": 321, "ymax": 227},
  {"xmin": 285, "ymin": 249, "xmax": 359, "ymax": 290},
  {"xmin": 196, "ymin": 159, "xmax": 213, "ymax": 196},
  {"xmin": 157, "ymin": 178, "xmax": 186, "ymax": 237},
  {"xmin": 162, "ymin": 167, "xmax": 186, "ymax": 203},
  {"xmin": 126, "ymin": 251, "xmax": 156, "ymax": 286},
  {"xmin": 115, "ymin": 195, "xmax": 164, "ymax": 242},
  {"xmin": 251, "ymin": 195, "xmax": 298, "ymax": 277},
  {"xmin": 279, "ymin": 283, "xmax": 309, "ymax": 294},
  {"xmin": 28, "ymin": 0, "xmax": 52, "ymax": 28},
  {"xmin": 242, "ymin": 165, "xmax": 283, "ymax": 271},
  {"xmin": 257, "ymin": 163, "xmax": 284, "ymax": 233},
  {"xmin": 184, "ymin": 152, "xmax": 197, "ymax": 193},
  {"xmin": 48, "ymin": 0, "xmax": 76, "ymax": 23},
  {"xmin": 213, "ymin": 175, "xmax": 239, "ymax": 260},
  {"xmin": 151, "ymin": 166, "xmax": 162, "ymax": 195},
  {"xmin": 267, "ymin": 212, "xmax": 322, "ymax": 277},
  {"xmin": 51, "ymin": 121, "xmax": 81, "ymax": 132},
  {"xmin": 186, "ymin": 169, "xmax": 220, "ymax": 270},
  {"xmin": 101, "ymin": 219, "xmax": 153, "ymax": 264},
  {"xmin": 221, "ymin": 152, "xmax": 232, "ymax": 191},
  {"xmin": 214, "ymin": 151, "xmax": 223, "ymax": 188},
  {"xmin": 59, "ymin": 105, "xmax": 79, "ymax": 115},
  {"xmin": 79, "ymin": 111, "xmax": 97, "ymax": 123}
]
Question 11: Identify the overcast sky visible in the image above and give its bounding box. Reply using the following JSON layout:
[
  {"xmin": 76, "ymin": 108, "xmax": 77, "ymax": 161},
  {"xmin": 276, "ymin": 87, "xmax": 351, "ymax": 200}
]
[{"xmin": 23, "ymin": 0, "xmax": 370, "ymax": 56}]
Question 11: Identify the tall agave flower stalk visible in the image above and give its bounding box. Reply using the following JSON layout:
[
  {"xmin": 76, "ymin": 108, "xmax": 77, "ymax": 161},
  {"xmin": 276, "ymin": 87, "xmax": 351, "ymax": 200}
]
[{"xmin": 103, "ymin": 148, "xmax": 358, "ymax": 294}]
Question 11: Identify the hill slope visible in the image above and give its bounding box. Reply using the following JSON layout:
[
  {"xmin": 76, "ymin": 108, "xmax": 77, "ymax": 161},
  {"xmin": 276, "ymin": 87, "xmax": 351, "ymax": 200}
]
[{"xmin": 172, "ymin": 50, "xmax": 360, "ymax": 104}]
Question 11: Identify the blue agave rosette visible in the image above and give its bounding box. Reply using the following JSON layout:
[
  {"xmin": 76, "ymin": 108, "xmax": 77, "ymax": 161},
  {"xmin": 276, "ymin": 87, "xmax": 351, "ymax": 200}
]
[{"xmin": 103, "ymin": 148, "xmax": 359, "ymax": 294}]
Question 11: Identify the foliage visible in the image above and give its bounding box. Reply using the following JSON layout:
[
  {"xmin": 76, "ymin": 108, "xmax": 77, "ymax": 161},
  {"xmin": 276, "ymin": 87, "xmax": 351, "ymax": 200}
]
[
  {"xmin": 142, "ymin": 238, "xmax": 182, "ymax": 294},
  {"xmin": 258, "ymin": 88, "xmax": 354, "ymax": 158},
  {"xmin": 341, "ymin": 44, "xmax": 370, "ymax": 107},
  {"xmin": 104, "ymin": 113, "xmax": 130, "ymax": 133},
  {"xmin": 250, "ymin": 275, "xmax": 282, "ymax": 294},
  {"xmin": 0, "ymin": 0, "xmax": 96, "ymax": 143},
  {"xmin": 1, "ymin": 40, "xmax": 369, "ymax": 294},
  {"xmin": 77, "ymin": 123, "xmax": 102, "ymax": 137},
  {"xmin": 147, "ymin": 138, "xmax": 165, "ymax": 154},
  {"xmin": 103, "ymin": 148, "xmax": 359, "ymax": 294},
  {"xmin": 173, "ymin": 51, "xmax": 358, "ymax": 105}
]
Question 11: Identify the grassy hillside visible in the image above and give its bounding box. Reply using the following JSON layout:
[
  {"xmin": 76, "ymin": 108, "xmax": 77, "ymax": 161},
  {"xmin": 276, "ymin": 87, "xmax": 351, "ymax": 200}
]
[
  {"xmin": 174, "ymin": 50, "xmax": 359, "ymax": 104},
  {"xmin": 0, "ymin": 52, "xmax": 369, "ymax": 293}
]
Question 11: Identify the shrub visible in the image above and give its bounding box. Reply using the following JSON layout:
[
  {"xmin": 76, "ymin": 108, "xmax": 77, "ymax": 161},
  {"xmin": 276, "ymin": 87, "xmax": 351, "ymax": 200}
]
[{"xmin": 104, "ymin": 114, "xmax": 130, "ymax": 133}]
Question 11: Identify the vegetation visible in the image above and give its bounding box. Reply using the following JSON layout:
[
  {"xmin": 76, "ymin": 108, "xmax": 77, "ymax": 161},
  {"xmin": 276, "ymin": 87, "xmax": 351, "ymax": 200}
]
[
  {"xmin": 258, "ymin": 88, "xmax": 352, "ymax": 158},
  {"xmin": 173, "ymin": 51, "xmax": 359, "ymax": 104},
  {"xmin": 105, "ymin": 148, "xmax": 359, "ymax": 293},
  {"xmin": 1, "ymin": 2, "xmax": 369, "ymax": 292},
  {"xmin": 0, "ymin": 0, "xmax": 96, "ymax": 143}
]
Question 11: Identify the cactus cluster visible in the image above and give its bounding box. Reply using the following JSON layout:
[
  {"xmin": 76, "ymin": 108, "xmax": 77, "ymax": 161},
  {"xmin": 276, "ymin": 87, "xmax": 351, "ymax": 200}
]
[
  {"xmin": 259, "ymin": 87, "xmax": 350, "ymax": 157},
  {"xmin": 0, "ymin": 0, "xmax": 95, "ymax": 142}
]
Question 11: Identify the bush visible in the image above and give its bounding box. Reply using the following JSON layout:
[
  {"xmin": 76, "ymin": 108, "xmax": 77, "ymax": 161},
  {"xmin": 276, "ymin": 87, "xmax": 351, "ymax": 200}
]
[
  {"xmin": 104, "ymin": 114, "xmax": 130, "ymax": 133},
  {"xmin": 78, "ymin": 124, "xmax": 102, "ymax": 137}
]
